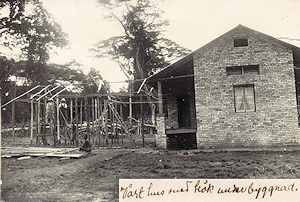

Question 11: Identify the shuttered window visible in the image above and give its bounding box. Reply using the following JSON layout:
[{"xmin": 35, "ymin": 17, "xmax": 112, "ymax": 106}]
[{"xmin": 234, "ymin": 85, "xmax": 255, "ymax": 112}]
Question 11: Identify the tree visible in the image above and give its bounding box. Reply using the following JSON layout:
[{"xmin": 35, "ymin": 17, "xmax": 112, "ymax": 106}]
[
  {"xmin": 91, "ymin": 0, "xmax": 191, "ymax": 83},
  {"xmin": 0, "ymin": 0, "xmax": 68, "ymax": 85},
  {"xmin": 0, "ymin": 56, "xmax": 15, "ymax": 84},
  {"xmin": 91, "ymin": 0, "xmax": 191, "ymax": 125}
]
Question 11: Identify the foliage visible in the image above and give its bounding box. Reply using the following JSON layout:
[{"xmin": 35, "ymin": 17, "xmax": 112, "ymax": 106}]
[
  {"xmin": 0, "ymin": 0, "xmax": 69, "ymax": 85},
  {"xmin": 0, "ymin": 56, "xmax": 16, "ymax": 84},
  {"xmin": 91, "ymin": 0, "xmax": 191, "ymax": 81},
  {"xmin": 0, "ymin": 0, "xmax": 68, "ymax": 60}
]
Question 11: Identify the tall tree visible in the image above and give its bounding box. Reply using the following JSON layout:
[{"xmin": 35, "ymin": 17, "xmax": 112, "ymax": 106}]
[
  {"xmin": 91, "ymin": 0, "xmax": 191, "ymax": 83},
  {"xmin": 0, "ymin": 0, "xmax": 68, "ymax": 84}
]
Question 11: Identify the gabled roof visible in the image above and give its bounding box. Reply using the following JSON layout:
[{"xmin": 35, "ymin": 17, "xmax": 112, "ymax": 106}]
[{"xmin": 147, "ymin": 24, "xmax": 300, "ymax": 83}]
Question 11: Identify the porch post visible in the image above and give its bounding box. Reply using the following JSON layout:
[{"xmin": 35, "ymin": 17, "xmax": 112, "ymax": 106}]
[
  {"xmin": 157, "ymin": 80, "xmax": 163, "ymax": 114},
  {"xmin": 156, "ymin": 80, "xmax": 167, "ymax": 149}
]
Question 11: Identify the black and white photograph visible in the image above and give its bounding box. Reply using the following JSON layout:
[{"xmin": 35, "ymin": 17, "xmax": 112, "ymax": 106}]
[{"xmin": 1, "ymin": 0, "xmax": 300, "ymax": 201}]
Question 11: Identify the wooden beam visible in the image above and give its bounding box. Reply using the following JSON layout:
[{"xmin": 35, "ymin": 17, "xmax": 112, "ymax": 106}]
[
  {"xmin": 12, "ymin": 82, "xmax": 16, "ymax": 145},
  {"xmin": 85, "ymin": 97, "xmax": 90, "ymax": 142},
  {"xmin": 56, "ymin": 97, "xmax": 60, "ymax": 142},
  {"xmin": 30, "ymin": 85, "xmax": 51, "ymax": 99},
  {"xmin": 120, "ymin": 104, "xmax": 124, "ymax": 145},
  {"xmin": 2, "ymin": 85, "xmax": 40, "ymax": 108},
  {"xmin": 157, "ymin": 80, "xmax": 163, "ymax": 115},
  {"xmin": 70, "ymin": 98, "xmax": 73, "ymax": 143},
  {"xmin": 96, "ymin": 97, "xmax": 100, "ymax": 146},
  {"xmin": 104, "ymin": 100, "xmax": 108, "ymax": 146},
  {"xmin": 80, "ymin": 100, "xmax": 83, "ymax": 142},
  {"xmin": 129, "ymin": 80, "xmax": 132, "ymax": 125},
  {"xmin": 36, "ymin": 85, "xmax": 60, "ymax": 101},
  {"xmin": 140, "ymin": 95, "xmax": 144, "ymax": 147},
  {"xmin": 30, "ymin": 99, "xmax": 34, "ymax": 144},
  {"xmin": 165, "ymin": 128, "xmax": 197, "ymax": 134},
  {"xmin": 49, "ymin": 87, "xmax": 68, "ymax": 100},
  {"xmin": 92, "ymin": 98, "xmax": 95, "ymax": 143},
  {"xmin": 99, "ymin": 98, "xmax": 103, "ymax": 147},
  {"xmin": 75, "ymin": 96, "xmax": 78, "ymax": 145},
  {"xmin": 37, "ymin": 100, "xmax": 41, "ymax": 144}
]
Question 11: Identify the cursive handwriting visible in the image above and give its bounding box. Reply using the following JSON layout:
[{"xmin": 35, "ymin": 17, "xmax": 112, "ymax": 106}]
[{"xmin": 120, "ymin": 180, "xmax": 298, "ymax": 200}]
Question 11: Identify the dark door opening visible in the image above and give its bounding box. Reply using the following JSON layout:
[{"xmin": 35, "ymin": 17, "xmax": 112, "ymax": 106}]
[
  {"xmin": 167, "ymin": 133, "xmax": 197, "ymax": 150},
  {"xmin": 177, "ymin": 95, "xmax": 191, "ymax": 128}
]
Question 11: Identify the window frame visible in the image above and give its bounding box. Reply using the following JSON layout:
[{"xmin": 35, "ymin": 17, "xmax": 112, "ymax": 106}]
[
  {"xmin": 234, "ymin": 38, "xmax": 248, "ymax": 47},
  {"xmin": 233, "ymin": 84, "xmax": 256, "ymax": 113},
  {"xmin": 226, "ymin": 65, "xmax": 259, "ymax": 76}
]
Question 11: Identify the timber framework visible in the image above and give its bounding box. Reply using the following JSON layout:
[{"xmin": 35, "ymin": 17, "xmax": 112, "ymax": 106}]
[{"xmin": 1, "ymin": 83, "xmax": 158, "ymax": 148}]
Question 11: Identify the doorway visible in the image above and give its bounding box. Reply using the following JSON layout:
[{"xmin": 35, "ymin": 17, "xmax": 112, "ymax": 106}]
[{"xmin": 177, "ymin": 95, "xmax": 191, "ymax": 128}]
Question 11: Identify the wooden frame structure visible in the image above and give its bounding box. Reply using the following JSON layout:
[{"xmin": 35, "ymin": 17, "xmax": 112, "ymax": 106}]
[{"xmin": 1, "ymin": 83, "xmax": 158, "ymax": 148}]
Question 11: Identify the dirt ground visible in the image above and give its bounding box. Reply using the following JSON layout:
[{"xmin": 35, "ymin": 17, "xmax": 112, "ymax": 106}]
[{"xmin": 2, "ymin": 144, "xmax": 300, "ymax": 201}]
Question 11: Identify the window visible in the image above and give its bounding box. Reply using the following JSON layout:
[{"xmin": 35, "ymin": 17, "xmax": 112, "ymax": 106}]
[
  {"xmin": 234, "ymin": 38, "xmax": 248, "ymax": 47},
  {"xmin": 234, "ymin": 85, "xmax": 255, "ymax": 112},
  {"xmin": 227, "ymin": 65, "xmax": 259, "ymax": 76}
]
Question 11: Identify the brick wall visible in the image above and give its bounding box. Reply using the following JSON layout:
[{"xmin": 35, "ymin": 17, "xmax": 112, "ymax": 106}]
[
  {"xmin": 156, "ymin": 115, "xmax": 167, "ymax": 149},
  {"xmin": 194, "ymin": 30, "xmax": 299, "ymax": 148}
]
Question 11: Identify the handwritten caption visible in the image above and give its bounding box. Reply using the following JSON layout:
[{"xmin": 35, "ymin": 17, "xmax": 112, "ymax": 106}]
[{"xmin": 119, "ymin": 179, "xmax": 299, "ymax": 201}]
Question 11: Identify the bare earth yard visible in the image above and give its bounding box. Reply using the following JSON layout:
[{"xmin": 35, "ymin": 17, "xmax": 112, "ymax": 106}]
[{"xmin": 2, "ymin": 147, "xmax": 300, "ymax": 201}]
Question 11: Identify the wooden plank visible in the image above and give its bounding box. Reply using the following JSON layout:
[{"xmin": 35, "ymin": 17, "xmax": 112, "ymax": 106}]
[
  {"xmin": 165, "ymin": 128, "xmax": 197, "ymax": 134},
  {"xmin": 29, "ymin": 153, "xmax": 88, "ymax": 158}
]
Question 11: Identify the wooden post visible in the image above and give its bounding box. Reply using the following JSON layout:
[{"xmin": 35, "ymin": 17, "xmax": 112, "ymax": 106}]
[
  {"xmin": 56, "ymin": 97, "xmax": 60, "ymax": 143},
  {"xmin": 115, "ymin": 103, "xmax": 119, "ymax": 144},
  {"xmin": 85, "ymin": 97, "xmax": 90, "ymax": 142},
  {"xmin": 110, "ymin": 102, "xmax": 113, "ymax": 146},
  {"xmin": 37, "ymin": 100, "xmax": 41, "ymax": 145},
  {"xmin": 80, "ymin": 100, "xmax": 83, "ymax": 143},
  {"xmin": 96, "ymin": 97, "xmax": 100, "ymax": 146},
  {"xmin": 30, "ymin": 99, "xmax": 34, "ymax": 144},
  {"xmin": 92, "ymin": 97, "xmax": 95, "ymax": 144},
  {"xmin": 120, "ymin": 104, "xmax": 124, "ymax": 145},
  {"xmin": 35, "ymin": 102, "xmax": 38, "ymax": 145},
  {"xmin": 140, "ymin": 95, "xmax": 144, "ymax": 147},
  {"xmin": 42, "ymin": 99, "xmax": 47, "ymax": 146},
  {"xmin": 129, "ymin": 80, "xmax": 132, "ymax": 125},
  {"xmin": 12, "ymin": 82, "xmax": 16, "ymax": 145},
  {"xmin": 70, "ymin": 98, "xmax": 73, "ymax": 143},
  {"xmin": 99, "ymin": 98, "xmax": 103, "ymax": 147},
  {"xmin": 0, "ymin": 86, "xmax": 2, "ymax": 173},
  {"xmin": 104, "ymin": 99, "xmax": 108, "ymax": 146},
  {"xmin": 157, "ymin": 80, "xmax": 163, "ymax": 115},
  {"xmin": 75, "ymin": 96, "xmax": 78, "ymax": 145},
  {"xmin": 94, "ymin": 98, "xmax": 97, "ymax": 145}
]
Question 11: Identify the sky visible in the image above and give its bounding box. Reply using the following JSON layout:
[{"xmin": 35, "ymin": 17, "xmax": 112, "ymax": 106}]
[{"xmin": 41, "ymin": 0, "xmax": 300, "ymax": 91}]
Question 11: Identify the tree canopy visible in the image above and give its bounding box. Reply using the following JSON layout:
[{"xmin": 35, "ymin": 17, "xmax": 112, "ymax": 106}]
[
  {"xmin": 0, "ymin": 0, "xmax": 69, "ymax": 85},
  {"xmin": 91, "ymin": 0, "xmax": 191, "ymax": 82}
]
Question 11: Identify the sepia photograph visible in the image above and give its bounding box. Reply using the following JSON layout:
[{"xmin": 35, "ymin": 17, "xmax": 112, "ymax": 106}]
[{"xmin": 1, "ymin": 0, "xmax": 300, "ymax": 201}]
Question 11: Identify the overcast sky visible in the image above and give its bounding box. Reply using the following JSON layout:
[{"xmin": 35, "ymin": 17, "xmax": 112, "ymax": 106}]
[{"xmin": 42, "ymin": 0, "xmax": 300, "ymax": 91}]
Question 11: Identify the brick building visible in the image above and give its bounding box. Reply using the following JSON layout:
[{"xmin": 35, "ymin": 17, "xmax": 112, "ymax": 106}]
[{"xmin": 147, "ymin": 25, "xmax": 300, "ymax": 149}]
